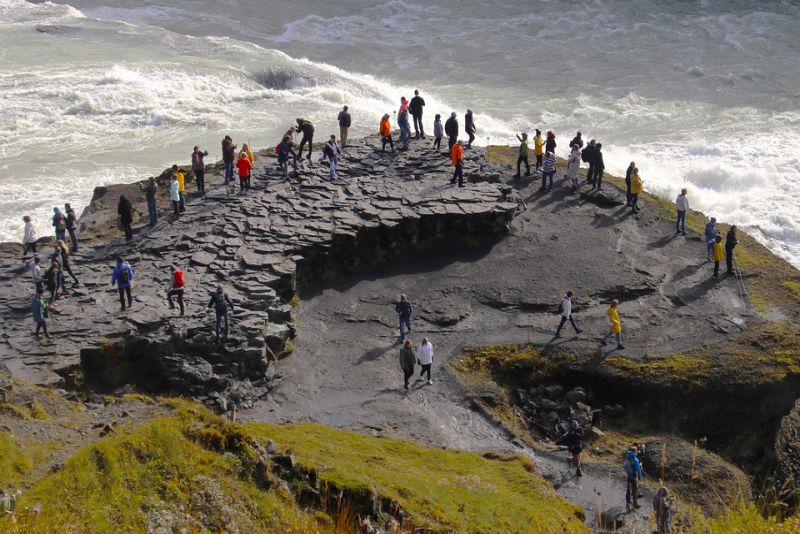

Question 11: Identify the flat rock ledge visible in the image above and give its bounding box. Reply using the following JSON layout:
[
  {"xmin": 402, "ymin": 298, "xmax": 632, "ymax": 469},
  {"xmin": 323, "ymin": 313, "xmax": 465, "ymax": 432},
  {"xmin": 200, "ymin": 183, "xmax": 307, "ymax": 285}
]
[{"xmin": 0, "ymin": 134, "xmax": 522, "ymax": 410}]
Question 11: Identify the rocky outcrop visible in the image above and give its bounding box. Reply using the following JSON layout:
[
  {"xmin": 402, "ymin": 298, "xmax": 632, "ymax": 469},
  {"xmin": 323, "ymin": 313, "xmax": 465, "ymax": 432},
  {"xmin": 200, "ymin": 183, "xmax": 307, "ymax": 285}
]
[{"xmin": 0, "ymin": 135, "xmax": 521, "ymax": 410}]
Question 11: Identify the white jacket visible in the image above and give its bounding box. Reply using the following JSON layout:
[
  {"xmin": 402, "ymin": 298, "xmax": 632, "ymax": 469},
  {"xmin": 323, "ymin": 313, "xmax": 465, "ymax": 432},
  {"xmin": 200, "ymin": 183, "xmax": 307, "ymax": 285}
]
[
  {"xmin": 675, "ymin": 194, "xmax": 689, "ymax": 211},
  {"xmin": 418, "ymin": 342, "xmax": 433, "ymax": 365},
  {"xmin": 560, "ymin": 296, "xmax": 572, "ymax": 318},
  {"xmin": 28, "ymin": 260, "xmax": 43, "ymax": 283},
  {"xmin": 566, "ymin": 150, "xmax": 581, "ymax": 179},
  {"xmin": 23, "ymin": 222, "xmax": 37, "ymax": 244}
]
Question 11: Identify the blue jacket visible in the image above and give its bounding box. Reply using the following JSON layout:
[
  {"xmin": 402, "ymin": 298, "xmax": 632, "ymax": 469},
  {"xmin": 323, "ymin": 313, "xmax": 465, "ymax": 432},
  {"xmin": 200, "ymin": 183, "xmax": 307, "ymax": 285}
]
[
  {"xmin": 111, "ymin": 262, "xmax": 135, "ymax": 289},
  {"xmin": 398, "ymin": 110, "xmax": 410, "ymax": 129},
  {"xmin": 705, "ymin": 222, "xmax": 716, "ymax": 243},
  {"xmin": 625, "ymin": 450, "xmax": 643, "ymax": 481},
  {"xmin": 32, "ymin": 295, "xmax": 47, "ymax": 323}
]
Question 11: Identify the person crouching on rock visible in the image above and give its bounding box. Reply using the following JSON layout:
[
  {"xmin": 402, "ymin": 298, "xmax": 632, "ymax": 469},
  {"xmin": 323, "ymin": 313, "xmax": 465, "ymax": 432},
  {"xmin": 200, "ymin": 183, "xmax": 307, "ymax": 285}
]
[
  {"xmin": 417, "ymin": 337, "xmax": 433, "ymax": 385},
  {"xmin": 712, "ymin": 234, "xmax": 725, "ymax": 278},
  {"xmin": 236, "ymin": 151, "xmax": 252, "ymax": 193},
  {"xmin": 395, "ymin": 294, "xmax": 413, "ymax": 341},
  {"xmin": 167, "ymin": 264, "xmax": 185, "ymax": 316},
  {"xmin": 32, "ymin": 288, "xmax": 50, "ymax": 339},
  {"xmin": 380, "ymin": 114, "xmax": 394, "ymax": 153},
  {"xmin": 208, "ymin": 285, "xmax": 234, "ymax": 346},
  {"xmin": 278, "ymin": 136, "xmax": 298, "ymax": 178},
  {"xmin": 111, "ymin": 255, "xmax": 134, "ymax": 311},
  {"xmin": 558, "ymin": 419, "xmax": 583, "ymax": 477},
  {"xmin": 450, "ymin": 140, "xmax": 464, "ymax": 187},
  {"xmin": 399, "ymin": 339, "xmax": 415, "ymax": 390},
  {"xmin": 601, "ymin": 299, "xmax": 624, "ymax": 350}
]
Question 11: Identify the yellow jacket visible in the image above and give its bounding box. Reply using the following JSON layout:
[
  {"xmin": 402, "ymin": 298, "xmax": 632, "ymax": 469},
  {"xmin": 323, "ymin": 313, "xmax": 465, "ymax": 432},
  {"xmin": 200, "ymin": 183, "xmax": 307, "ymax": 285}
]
[
  {"xmin": 712, "ymin": 242, "xmax": 725, "ymax": 262},
  {"xmin": 240, "ymin": 146, "xmax": 254, "ymax": 163},
  {"xmin": 607, "ymin": 306, "xmax": 621, "ymax": 334},
  {"xmin": 630, "ymin": 173, "xmax": 643, "ymax": 194},
  {"xmin": 175, "ymin": 171, "xmax": 185, "ymax": 192},
  {"xmin": 533, "ymin": 135, "xmax": 544, "ymax": 156}
]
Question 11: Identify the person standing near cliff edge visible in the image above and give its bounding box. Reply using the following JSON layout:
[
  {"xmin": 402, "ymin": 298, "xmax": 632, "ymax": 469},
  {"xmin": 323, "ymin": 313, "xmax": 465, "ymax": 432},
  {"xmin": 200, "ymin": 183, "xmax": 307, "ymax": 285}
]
[
  {"xmin": 172, "ymin": 165, "xmax": 186, "ymax": 211},
  {"xmin": 712, "ymin": 234, "xmax": 725, "ymax": 278},
  {"xmin": 117, "ymin": 195, "xmax": 133, "ymax": 241},
  {"xmin": 32, "ymin": 289, "xmax": 50, "ymax": 339},
  {"xmin": 675, "ymin": 188, "xmax": 689, "ymax": 235},
  {"xmin": 337, "ymin": 105, "xmax": 351, "ymax": 147},
  {"xmin": 169, "ymin": 174, "xmax": 181, "ymax": 217},
  {"xmin": 52, "ymin": 207, "xmax": 66, "ymax": 243},
  {"xmin": 295, "ymin": 118, "xmax": 315, "ymax": 162},
  {"xmin": 445, "ymin": 112, "xmax": 459, "ymax": 151},
  {"xmin": 625, "ymin": 161, "xmax": 635, "ymax": 205},
  {"xmin": 409, "ymin": 90, "xmax": 425, "ymax": 139},
  {"xmin": 725, "ymin": 225, "xmax": 739, "ymax": 276},
  {"xmin": 601, "ymin": 299, "xmax": 624, "ymax": 350},
  {"xmin": 465, "ymin": 109, "xmax": 476, "ymax": 148},
  {"xmin": 629, "ymin": 168, "xmax": 643, "ymax": 213},
  {"xmin": 533, "ymin": 129, "xmax": 544, "ymax": 173},
  {"xmin": 140, "ymin": 177, "xmax": 157, "ymax": 226},
  {"xmin": 566, "ymin": 144, "xmax": 581, "ymax": 192},
  {"xmin": 432, "ymin": 114, "xmax": 443, "ymax": 152},
  {"xmin": 64, "ymin": 203, "xmax": 78, "ymax": 252},
  {"xmin": 704, "ymin": 217, "xmax": 717, "ymax": 261},
  {"xmin": 111, "ymin": 255, "xmax": 134, "ymax": 311},
  {"xmin": 514, "ymin": 132, "xmax": 530, "ymax": 178},
  {"xmin": 380, "ymin": 114, "xmax": 394, "ymax": 153},
  {"xmin": 450, "ymin": 140, "xmax": 464, "ymax": 187},
  {"xmin": 582, "ymin": 139, "xmax": 596, "ymax": 185},
  {"xmin": 222, "ymin": 135, "xmax": 236, "ymax": 186},
  {"xmin": 592, "ymin": 143, "xmax": 606, "ymax": 190},
  {"xmin": 192, "ymin": 146, "xmax": 208, "ymax": 194},
  {"xmin": 21, "ymin": 215, "xmax": 38, "ymax": 256}
]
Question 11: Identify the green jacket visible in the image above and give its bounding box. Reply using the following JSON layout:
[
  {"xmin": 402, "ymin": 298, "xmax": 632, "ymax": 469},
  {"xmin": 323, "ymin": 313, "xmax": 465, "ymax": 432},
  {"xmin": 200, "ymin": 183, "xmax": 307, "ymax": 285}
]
[
  {"xmin": 399, "ymin": 347, "xmax": 416, "ymax": 371},
  {"xmin": 519, "ymin": 139, "xmax": 528, "ymax": 157}
]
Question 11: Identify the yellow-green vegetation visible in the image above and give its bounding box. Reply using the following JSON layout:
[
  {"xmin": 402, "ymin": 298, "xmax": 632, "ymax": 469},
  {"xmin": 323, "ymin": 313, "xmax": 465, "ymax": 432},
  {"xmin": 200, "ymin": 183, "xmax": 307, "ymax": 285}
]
[
  {"xmin": 605, "ymin": 354, "xmax": 710, "ymax": 387},
  {"xmin": 4, "ymin": 402, "xmax": 587, "ymax": 534},
  {"xmin": 0, "ymin": 431, "xmax": 35, "ymax": 487},
  {"xmin": 685, "ymin": 502, "xmax": 800, "ymax": 533},
  {"xmin": 455, "ymin": 343, "xmax": 563, "ymax": 385}
]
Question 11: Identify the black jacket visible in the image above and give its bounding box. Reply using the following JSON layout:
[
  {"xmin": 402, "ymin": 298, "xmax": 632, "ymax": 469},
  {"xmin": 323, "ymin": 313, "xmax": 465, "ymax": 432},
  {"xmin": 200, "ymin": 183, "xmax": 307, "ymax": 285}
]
[
  {"xmin": 409, "ymin": 96, "xmax": 425, "ymax": 116},
  {"xmin": 545, "ymin": 137, "xmax": 557, "ymax": 153},
  {"xmin": 444, "ymin": 117, "xmax": 458, "ymax": 138},
  {"xmin": 570, "ymin": 135, "xmax": 584, "ymax": 148},
  {"xmin": 465, "ymin": 113, "xmax": 475, "ymax": 133},
  {"xmin": 297, "ymin": 120, "xmax": 314, "ymax": 137},
  {"xmin": 594, "ymin": 150, "xmax": 605, "ymax": 169},
  {"xmin": 117, "ymin": 196, "xmax": 133, "ymax": 224},
  {"xmin": 337, "ymin": 111, "xmax": 351, "ymax": 128}
]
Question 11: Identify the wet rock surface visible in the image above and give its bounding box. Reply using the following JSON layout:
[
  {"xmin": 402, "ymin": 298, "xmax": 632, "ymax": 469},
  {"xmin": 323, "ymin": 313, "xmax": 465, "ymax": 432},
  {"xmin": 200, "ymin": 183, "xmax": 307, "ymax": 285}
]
[{"xmin": 0, "ymin": 135, "xmax": 520, "ymax": 409}]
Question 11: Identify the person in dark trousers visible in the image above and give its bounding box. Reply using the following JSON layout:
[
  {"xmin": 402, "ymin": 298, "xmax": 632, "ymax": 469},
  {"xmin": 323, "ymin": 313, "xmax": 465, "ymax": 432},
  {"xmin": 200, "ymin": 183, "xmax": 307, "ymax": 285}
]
[
  {"xmin": 399, "ymin": 339, "xmax": 416, "ymax": 390},
  {"xmin": 111, "ymin": 256, "xmax": 134, "ymax": 310},
  {"xmin": 173, "ymin": 165, "xmax": 187, "ymax": 212},
  {"xmin": 569, "ymin": 131, "xmax": 584, "ymax": 149},
  {"xmin": 295, "ymin": 118, "xmax": 315, "ymax": 161},
  {"xmin": 379, "ymin": 114, "xmax": 394, "ymax": 153},
  {"xmin": 417, "ymin": 337, "xmax": 433, "ymax": 385},
  {"xmin": 117, "ymin": 195, "xmax": 133, "ymax": 241},
  {"xmin": 53, "ymin": 240, "xmax": 79, "ymax": 286},
  {"xmin": 705, "ymin": 217, "xmax": 718, "ymax": 260},
  {"xmin": 624, "ymin": 448, "xmax": 644, "ymax": 512},
  {"xmin": 192, "ymin": 146, "xmax": 208, "ymax": 194},
  {"xmin": 32, "ymin": 289, "xmax": 50, "ymax": 339},
  {"xmin": 533, "ymin": 129, "xmax": 544, "ymax": 172},
  {"xmin": 140, "ymin": 177, "xmax": 157, "ymax": 226},
  {"xmin": 653, "ymin": 486, "xmax": 674, "ymax": 534},
  {"xmin": 450, "ymin": 140, "xmax": 464, "ymax": 187},
  {"xmin": 444, "ymin": 112, "xmax": 459, "ymax": 150},
  {"xmin": 432, "ymin": 114, "xmax": 443, "ymax": 151},
  {"xmin": 629, "ymin": 167, "xmax": 643, "ymax": 213},
  {"xmin": 541, "ymin": 151, "xmax": 556, "ymax": 192},
  {"xmin": 52, "ymin": 207, "xmax": 66, "ymax": 243},
  {"xmin": 207, "ymin": 285, "xmax": 234, "ymax": 345},
  {"xmin": 582, "ymin": 139, "xmax": 597, "ymax": 185},
  {"xmin": 545, "ymin": 130, "xmax": 557, "ymax": 155},
  {"xmin": 27, "ymin": 256, "xmax": 44, "ymax": 293},
  {"xmin": 169, "ymin": 174, "xmax": 181, "ymax": 216},
  {"xmin": 64, "ymin": 203, "xmax": 78, "ymax": 252},
  {"xmin": 44, "ymin": 260, "xmax": 61, "ymax": 307},
  {"xmin": 675, "ymin": 188, "xmax": 689, "ymax": 235},
  {"xmin": 555, "ymin": 291, "xmax": 582, "ymax": 337},
  {"xmin": 278, "ymin": 136, "xmax": 298, "ymax": 177},
  {"xmin": 464, "ymin": 109, "xmax": 476, "ymax": 147},
  {"xmin": 337, "ymin": 106, "xmax": 351, "ymax": 147},
  {"xmin": 592, "ymin": 143, "xmax": 605, "ymax": 189},
  {"xmin": 22, "ymin": 215, "xmax": 38, "ymax": 256},
  {"xmin": 712, "ymin": 234, "xmax": 725, "ymax": 278},
  {"xmin": 514, "ymin": 132, "xmax": 530, "ymax": 178},
  {"xmin": 395, "ymin": 294, "xmax": 413, "ymax": 341},
  {"xmin": 558, "ymin": 420, "xmax": 584, "ymax": 476},
  {"xmin": 167, "ymin": 264, "xmax": 185, "ymax": 315},
  {"xmin": 725, "ymin": 226, "xmax": 739, "ymax": 275},
  {"xmin": 624, "ymin": 161, "xmax": 635, "ymax": 205},
  {"xmin": 222, "ymin": 135, "xmax": 236, "ymax": 185},
  {"xmin": 236, "ymin": 152, "xmax": 252, "ymax": 192},
  {"xmin": 409, "ymin": 90, "xmax": 425, "ymax": 138},
  {"xmin": 398, "ymin": 108, "xmax": 411, "ymax": 149}
]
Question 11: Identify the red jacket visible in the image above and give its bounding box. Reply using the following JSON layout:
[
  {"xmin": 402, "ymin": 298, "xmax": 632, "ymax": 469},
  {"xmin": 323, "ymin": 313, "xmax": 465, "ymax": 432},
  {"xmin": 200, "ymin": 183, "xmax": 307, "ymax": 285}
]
[
  {"xmin": 236, "ymin": 157, "xmax": 252, "ymax": 177},
  {"xmin": 172, "ymin": 269, "xmax": 185, "ymax": 289}
]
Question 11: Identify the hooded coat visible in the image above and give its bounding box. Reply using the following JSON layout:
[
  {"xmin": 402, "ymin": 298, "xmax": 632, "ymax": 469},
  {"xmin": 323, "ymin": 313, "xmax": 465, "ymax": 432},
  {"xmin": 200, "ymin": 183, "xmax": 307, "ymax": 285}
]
[{"xmin": 607, "ymin": 306, "xmax": 621, "ymax": 334}]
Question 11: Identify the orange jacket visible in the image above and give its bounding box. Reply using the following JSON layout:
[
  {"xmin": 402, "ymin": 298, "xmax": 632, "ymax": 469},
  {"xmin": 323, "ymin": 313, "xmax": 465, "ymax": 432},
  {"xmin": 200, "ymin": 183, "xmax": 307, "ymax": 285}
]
[
  {"xmin": 380, "ymin": 118, "xmax": 391, "ymax": 137},
  {"xmin": 450, "ymin": 143, "xmax": 463, "ymax": 166}
]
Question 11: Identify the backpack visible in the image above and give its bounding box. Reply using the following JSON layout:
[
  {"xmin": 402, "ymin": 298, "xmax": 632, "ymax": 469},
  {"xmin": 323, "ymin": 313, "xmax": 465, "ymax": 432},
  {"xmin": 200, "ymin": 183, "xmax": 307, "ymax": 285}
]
[
  {"xmin": 324, "ymin": 143, "xmax": 334, "ymax": 158},
  {"xmin": 557, "ymin": 300, "xmax": 564, "ymax": 314},
  {"xmin": 581, "ymin": 146, "xmax": 592, "ymax": 163},
  {"xmin": 117, "ymin": 265, "xmax": 130, "ymax": 285},
  {"xmin": 623, "ymin": 457, "xmax": 634, "ymax": 476},
  {"xmin": 213, "ymin": 292, "xmax": 227, "ymax": 312},
  {"xmin": 276, "ymin": 143, "xmax": 282, "ymax": 155}
]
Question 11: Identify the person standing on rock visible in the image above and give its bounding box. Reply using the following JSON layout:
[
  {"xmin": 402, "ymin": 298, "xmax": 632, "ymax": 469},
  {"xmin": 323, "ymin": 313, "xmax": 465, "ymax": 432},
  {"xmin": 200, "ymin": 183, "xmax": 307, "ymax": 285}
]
[
  {"xmin": 208, "ymin": 285, "xmax": 234, "ymax": 345},
  {"xmin": 399, "ymin": 339, "xmax": 416, "ymax": 390},
  {"xmin": 540, "ymin": 151, "xmax": 556, "ymax": 192},
  {"xmin": 141, "ymin": 177, "xmax": 157, "ymax": 226},
  {"xmin": 52, "ymin": 207, "xmax": 66, "ymax": 243},
  {"xmin": 44, "ymin": 259, "xmax": 61, "ymax": 307},
  {"xmin": 704, "ymin": 217, "xmax": 717, "ymax": 261},
  {"xmin": 629, "ymin": 168, "xmax": 643, "ymax": 213},
  {"xmin": 380, "ymin": 114, "xmax": 394, "ymax": 153},
  {"xmin": 169, "ymin": 174, "xmax": 181, "ymax": 217},
  {"xmin": 533, "ymin": 129, "xmax": 544, "ymax": 173},
  {"xmin": 712, "ymin": 234, "xmax": 725, "ymax": 278},
  {"xmin": 395, "ymin": 294, "xmax": 413, "ymax": 342},
  {"xmin": 465, "ymin": 110, "xmax": 476, "ymax": 148},
  {"xmin": 111, "ymin": 255, "xmax": 134, "ymax": 311},
  {"xmin": 191, "ymin": 146, "xmax": 208, "ymax": 194},
  {"xmin": 555, "ymin": 291, "xmax": 582, "ymax": 337},
  {"xmin": 569, "ymin": 131, "xmax": 584, "ymax": 150},
  {"xmin": 432, "ymin": 114, "xmax": 443, "ymax": 151},
  {"xmin": 514, "ymin": 132, "xmax": 530, "ymax": 178},
  {"xmin": 399, "ymin": 96, "xmax": 409, "ymax": 115},
  {"xmin": 450, "ymin": 140, "xmax": 465, "ymax": 188},
  {"xmin": 558, "ymin": 419, "xmax": 583, "ymax": 477},
  {"xmin": 117, "ymin": 194, "xmax": 133, "ymax": 241},
  {"xmin": 32, "ymin": 288, "xmax": 50, "ymax": 339},
  {"xmin": 582, "ymin": 139, "xmax": 596, "ymax": 185},
  {"xmin": 601, "ymin": 299, "xmax": 624, "ymax": 350},
  {"xmin": 236, "ymin": 152, "xmax": 253, "ymax": 193},
  {"xmin": 725, "ymin": 226, "xmax": 739, "ymax": 276},
  {"xmin": 417, "ymin": 337, "xmax": 433, "ymax": 385},
  {"xmin": 64, "ymin": 203, "xmax": 78, "ymax": 252},
  {"xmin": 624, "ymin": 449, "xmax": 643, "ymax": 512},
  {"xmin": 398, "ymin": 108, "xmax": 411, "ymax": 150},
  {"xmin": 445, "ymin": 112, "xmax": 459, "ymax": 151},
  {"xmin": 337, "ymin": 106, "xmax": 351, "ymax": 147},
  {"xmin": 409, "ymin": 90, "xmax": 425, "ymax": 138},
  {"xmin": 172, "ymin": 165, "xmax": 187, "ymax": 211},
  {"xmin": 566, "ymin": 144, "xmax": 581, "ymax": 192},
  {"xmin": 27, "ymin": 256, "xmax": 44, "ymax": 293},
  {"xmin": 222, "ymin": 135, "xmax": 237, "ymax": 186},
  {"xmin": 653, "ymin": 486, "xmax": 674, "ymax": 534},
  {"xmin": 167, "ymin": 264, "xmax": 185, "ymax": 316},
  {"xmin": 624, "ymin": 161, "xmax": 635, "ymax": 206},
  {"xmin": 53, "ymin": 240, "xmax": 79, "ymax": 287},
  {"xmin": 545, "ymin": 130, "xmax": 557, "ymax": 155},
  {"xmin": 295, "ymin": 118, "xmax": 315, "ymax": 162},
  {"xmin": 278, "ymin": 136, "xmax": 298, "ymax": 177},
  {"xmin": 675, "ymin": 188, "xmax": 689, "ymax": 235},
  {"xmin": 21, "ymin": 215, "xmax": 38, "ymax": 256},
  {"xmin": 592, "ymin": 143, "xmax": 606, "ymax": 190},
  {"xmin": 324, "ymin": 135, "xmax": 342, "ymax": 180}
]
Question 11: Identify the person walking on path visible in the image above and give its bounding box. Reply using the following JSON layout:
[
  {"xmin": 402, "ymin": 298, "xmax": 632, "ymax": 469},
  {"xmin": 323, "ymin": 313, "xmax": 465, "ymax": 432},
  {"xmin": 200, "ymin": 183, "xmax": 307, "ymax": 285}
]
[
  {"xmin": 169, "ymin": 174, "xmax": 181, "ymax": 217},
  {"xmin": 445, "ymin": 112, "xmax": 459, "ymax": 151},
  {"xmin": 533, "ymin": 129, "xmax": 544, "ymax": 172},
  {"xmin": 601, "ymin": 299, "xmax": 624, "ymax": 349},
  {"xmin": 172, "ymin": 165, "xmax": 187, "ymax": 210},
  {"xmin": 278, "ymin": 136, "xmax": 298, "ymax": 177},
  {"xmin": 52, "ymin": 207, "xmax": 66, "ymax": 243},
  {"xmin": 653, "ymin": 486, "xmax": 674, "ymax": 534},
  {"xmin": 566, "ymin": 144, "xmax": 581, "ymax": 192},
  {"xmin": 418, "ymin": 337, "xmax": 434, "ymax": 385},
  {"xmin": 432, "ymin": 114, "xmax": 443, "ymax": 151},
  {"xmin": 569, "ymin": 131, "xmax": 584, "ymax": 150},
  {"xmin": 236, "ymin": 152, "xmax": 252, "ymax": 193},
  {"xmin": 27, "ymin": 256, "xmax": 44, "ymax": 293},
  {"xmin": 399, "ymin": 339, "xmax": 416, "ymax": 390},
  {"xmin": 582, "ymin": 139, "xmax": 597, "ymax": 185},
  {"xmin": 111, "ymin": 255, "xmax": 134, "ymax": 311},
  {"xmin": 558, "ymin": 420, "xmax": 584, "ymax": 477},
  {"xmin": 464, "ymin": 109, "xmax": 476, "ymax": 147},
  {"xmin": 704, "ymin": 218, "xmax": 717, "ymax": 260},
  {"xmin": 395, "ymin": 294, "xmax": 413, "ymax": 341},
  {"xmin": 409, "ymin": 90, "xmax": 426, "ymax": 138},
  {"xmin": 324, "ymin": 135, "xmax": 342, "ymax": 180},
  {"xmin": 380, "ymin": 114, "xmax": 394, "ymax": 153},
  {"xmin": 712, "ymin": 234, "xmax": 725, "ymax": 278},
  {"xmin": 191, "ymin": 146, "xmax": 208, "ymax": 194},
  {"xmin": 54, "ymin": 240, "xmax": 79, "ymax": 286},
  {"xmin": 32, "ymin": 289, "xmax": 50, "ymax": 339},
  {"xmin": 725, "ymin": 226, "xmax": 739, "ymax": 275},
  {"xmin": 295, "ymin": 118, "xmax": 315, "ymax": 161},
  {"xmin": 398, "ymin": 108, "xmax": 411, "ymax": 150},
  {"xmin": 555, "ymin": 291, "xmax": 582, "ymax": 337},
  {"xmin": 167, "ymin": 264, "xmax": 185, "ymax": 316},
  {"xmin": 624, "ymin": 161, "xmax": 635, "ymax": 205},
  {"xmin": 545, "ymin": 130, "xmax": 557, "ymax": 155},
  {"xmin": 450, "ymin": 140, "xmax": 464, "ymax": 187},
  {"xmin": 44, "ymin": 260, "xmax": 61, "ymax": 307},
  {"xmin": 22, "ymin": 215, "xmax": 38, "ymax": 256},
  {"xmin": 207, "ymin": 285, "xmax": 234, "ymax": 345},
  {"xmin": 592, "ymin": 143, "xmax": 606, "ymax": 189},
  {"xmin": 514, "ymin": 132, "xmax": 530, "ymax": 178},
  {"xmin": 629, "ymin": 168, "xmax": 643, "ymax": 213},
  {"xmin": 64, "ymin": 203, "xmax": 78, "ymax": 252},
  {"xmin": 540, "ymin": 151, "xmax": 556, "ymax": 192},
  {"xmin": 675, "ymin": 188, "xmax": 689, "ymax": 235},
  {"xmin": 141, "ymin": 177, "xmax": 157, "ymax": 226},
  {"xmin": 117, "ymin": 195, "xmax": 133, "ymax": 241},
  {"xmin": 222, "ymin": 135, "xmax": 236, "ymax": 186},
  {"xmin": 337, "ymin": 106, "xmax": 351, "ymax": 147},
  {"xmin": 624, "ymin": 448, "xmax": 644, "ymax": 512}
]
